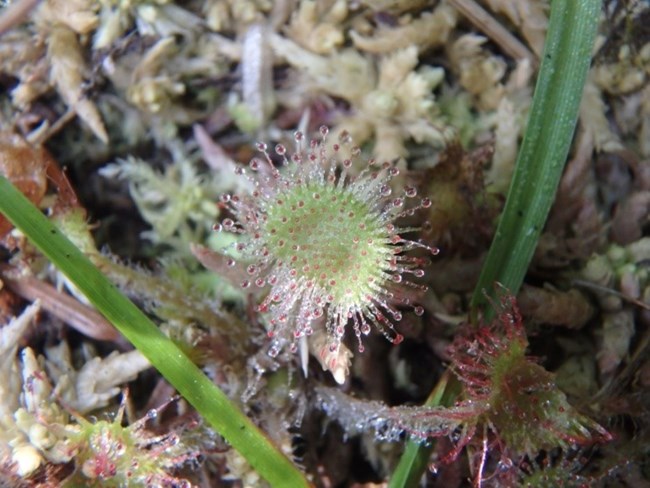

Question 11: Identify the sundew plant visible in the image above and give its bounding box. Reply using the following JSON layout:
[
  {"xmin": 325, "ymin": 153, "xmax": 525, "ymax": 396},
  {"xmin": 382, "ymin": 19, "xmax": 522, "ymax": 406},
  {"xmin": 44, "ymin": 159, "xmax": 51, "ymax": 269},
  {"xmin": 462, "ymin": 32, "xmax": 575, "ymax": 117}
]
[
  {"xmin": 2, "ymin": 0, "xmax": 645, "ymax": 486},
  {"xmin": 215, "ymin": 126, "xmax": 438, "ymax": 358}
]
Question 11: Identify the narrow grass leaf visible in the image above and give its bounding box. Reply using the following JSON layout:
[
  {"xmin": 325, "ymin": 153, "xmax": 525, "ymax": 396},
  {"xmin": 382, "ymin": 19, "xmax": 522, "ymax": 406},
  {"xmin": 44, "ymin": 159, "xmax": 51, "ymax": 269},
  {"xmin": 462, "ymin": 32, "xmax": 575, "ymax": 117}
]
[
  {"xmin": 0, "ymin": 176, "xmax": 310, "ymax": 487},
  {"xmin": 469, "ymin": 0, "xmax": 602, "ymax": 318}
]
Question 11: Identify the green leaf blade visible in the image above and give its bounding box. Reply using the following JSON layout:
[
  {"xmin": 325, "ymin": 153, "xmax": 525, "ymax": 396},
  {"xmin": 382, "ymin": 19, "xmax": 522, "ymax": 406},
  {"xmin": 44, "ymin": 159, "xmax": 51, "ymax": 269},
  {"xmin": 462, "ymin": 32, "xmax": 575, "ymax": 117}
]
[
  {"xmin": 0, "ymin": 176, "xmax": 310, "ymax": 487},
  {"xmin": 470, "ymin": 0, "xmax": 601, "ymax": 316}
]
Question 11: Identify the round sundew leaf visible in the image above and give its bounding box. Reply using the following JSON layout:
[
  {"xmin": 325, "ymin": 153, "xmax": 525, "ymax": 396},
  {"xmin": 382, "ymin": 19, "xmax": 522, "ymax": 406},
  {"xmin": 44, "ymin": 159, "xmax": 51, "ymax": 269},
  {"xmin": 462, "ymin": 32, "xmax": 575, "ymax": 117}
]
[
  {"xmin": 263, "ymin": 182, "xmax": 393, "ymax": 304},
  {"xmin": 217, "ymin": 128, "xmax": 433, "ymax": 353}
]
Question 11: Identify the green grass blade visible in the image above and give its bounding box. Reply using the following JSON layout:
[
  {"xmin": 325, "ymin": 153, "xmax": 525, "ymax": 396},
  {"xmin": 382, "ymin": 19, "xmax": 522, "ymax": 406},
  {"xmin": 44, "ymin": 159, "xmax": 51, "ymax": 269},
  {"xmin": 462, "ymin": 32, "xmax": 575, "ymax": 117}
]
[
  {"xmin": 390, "ymin": 1, "xmax": 601, "ymax": 486},
  {"xmin": 470, "ymin": 0, "xmax": 601, "ymax": 317},
  {"xmin": 387, "ymin": 372, "xmax": 460, "ymax": 488},
  {"xmin": 0, "ymin": 176, "xmax": 310, "ymax": 487}
]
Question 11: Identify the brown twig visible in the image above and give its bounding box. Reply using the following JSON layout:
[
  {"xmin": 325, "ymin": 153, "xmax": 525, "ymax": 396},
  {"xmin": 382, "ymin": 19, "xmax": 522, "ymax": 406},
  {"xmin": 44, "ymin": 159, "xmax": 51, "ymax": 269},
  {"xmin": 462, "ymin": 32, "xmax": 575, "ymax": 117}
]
[
  {"xmin": 28, "ymin": 109, "xmax": 77, "ymax": 146},
  {"xmin": 572, "ymin": 278, "xmax": 650, "ymax": 311},
  {"xmin": 1, "ymin": 266, "xmax": 120, "ymax": 341},
  {"xmin": 0, "ymin": 0, "xmax": 41, "ymax": 37},
  {"xmin": 447, "ymin": 0, "xmax": 536, "ymax": 67}
]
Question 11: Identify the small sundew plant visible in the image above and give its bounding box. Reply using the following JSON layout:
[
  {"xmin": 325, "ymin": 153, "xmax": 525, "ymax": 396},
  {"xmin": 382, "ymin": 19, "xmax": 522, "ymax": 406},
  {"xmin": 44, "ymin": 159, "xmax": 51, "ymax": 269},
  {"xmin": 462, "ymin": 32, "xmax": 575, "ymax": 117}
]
[
  {"xmin": 216, "ymin": 126, "xmax": 437, "ymax": 356},
  {"xmin": 446, "ymin": 293, "xmax": 612, "ymax": 458},
  {"xmin": 62, "ymin": 397, "xmax": 198, "ymax": 487},
  {"xmin": 316, "ymin": 292, "xmax": 612, "ymax": 484}
]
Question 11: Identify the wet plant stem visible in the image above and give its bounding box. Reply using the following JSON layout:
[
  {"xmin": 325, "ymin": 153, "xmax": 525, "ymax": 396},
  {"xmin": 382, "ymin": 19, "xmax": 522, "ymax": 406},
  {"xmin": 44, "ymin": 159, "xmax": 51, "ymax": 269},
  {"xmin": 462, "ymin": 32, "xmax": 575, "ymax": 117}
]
[
  {"xmin": 0, "ymin": 176, "xmax": 310, "ymax": 488},
  {"xmin": 390, "ymin": 0, "xmax": 601, "ymax": 485},
  {"xmin": 387, "ymin": 371, "xmax": 460, "ymax": 487}
]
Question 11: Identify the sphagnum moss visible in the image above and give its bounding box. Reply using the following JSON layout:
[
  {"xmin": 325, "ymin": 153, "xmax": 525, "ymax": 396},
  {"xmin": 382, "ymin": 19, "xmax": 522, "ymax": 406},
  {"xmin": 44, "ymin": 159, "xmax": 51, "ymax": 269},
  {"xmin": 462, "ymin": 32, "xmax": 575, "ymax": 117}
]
[{"xmin": 217, "ymin": 126, "xmax": 438, "ymax": 357}]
